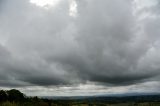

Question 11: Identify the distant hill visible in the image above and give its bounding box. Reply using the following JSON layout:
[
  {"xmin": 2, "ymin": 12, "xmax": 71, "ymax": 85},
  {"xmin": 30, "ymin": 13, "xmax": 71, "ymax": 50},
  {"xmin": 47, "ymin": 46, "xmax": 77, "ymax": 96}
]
[{"xmin": 42, "ymin": 93, "xmax": 160, "ymax": 103}]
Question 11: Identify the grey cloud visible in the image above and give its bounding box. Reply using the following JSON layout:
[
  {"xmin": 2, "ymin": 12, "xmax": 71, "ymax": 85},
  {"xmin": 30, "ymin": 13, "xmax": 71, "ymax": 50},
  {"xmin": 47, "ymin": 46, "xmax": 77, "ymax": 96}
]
[
  {"xmin": 49, "ymin": 0, "xmax": 160, "ymax": 85},
  {"xmin": 0, "ymin": 0, "xmax": 160, "ymax": 90}
]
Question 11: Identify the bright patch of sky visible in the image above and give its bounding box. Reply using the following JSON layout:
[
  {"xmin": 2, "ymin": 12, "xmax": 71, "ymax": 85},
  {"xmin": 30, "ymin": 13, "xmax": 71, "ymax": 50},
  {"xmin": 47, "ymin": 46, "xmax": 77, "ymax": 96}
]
[
  {"xmin": 29, "ymin": 0, "xmax": 78, "ymax": 17},
  {"xmin": 69, "ymin": 0, "xmax": 77, "ymax": 17},
  {"xmin": 30, "ymin": 0, "xmax": 61, "ymax": 9}
]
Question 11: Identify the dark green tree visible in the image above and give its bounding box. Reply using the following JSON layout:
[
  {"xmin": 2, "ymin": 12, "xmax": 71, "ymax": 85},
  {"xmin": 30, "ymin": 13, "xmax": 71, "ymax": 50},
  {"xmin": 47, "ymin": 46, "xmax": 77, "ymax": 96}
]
[
  {"xmin": 7, "ymin": 89, "xmax": 25, "ymax": 102},
  {"xmin": 0, "ymin": 90, "xmax": 7, "ymax": 102}
]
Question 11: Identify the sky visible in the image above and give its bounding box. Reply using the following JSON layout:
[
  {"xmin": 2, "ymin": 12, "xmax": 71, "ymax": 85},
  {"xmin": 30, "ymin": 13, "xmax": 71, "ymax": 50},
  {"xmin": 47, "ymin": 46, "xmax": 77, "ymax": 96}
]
[{"xmin": 0, "ymin": 0, "xmax": 160, "ymax": 96}]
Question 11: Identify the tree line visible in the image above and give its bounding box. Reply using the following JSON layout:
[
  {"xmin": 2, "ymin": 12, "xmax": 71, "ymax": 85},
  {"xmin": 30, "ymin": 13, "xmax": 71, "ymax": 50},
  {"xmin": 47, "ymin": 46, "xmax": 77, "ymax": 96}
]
[
  {"xmin": 0, "ymin": 89, "xmax": 25, "ymax": 102},
  {"xmin": 0, "ymin": 89, "xmax": 53, "ymax": 106}
]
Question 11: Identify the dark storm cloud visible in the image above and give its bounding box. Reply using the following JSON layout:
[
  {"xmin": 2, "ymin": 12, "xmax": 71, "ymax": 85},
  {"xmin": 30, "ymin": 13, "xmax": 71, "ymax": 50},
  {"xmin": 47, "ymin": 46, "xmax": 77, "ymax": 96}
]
[
  {"xmin": 47, "ymin": 0, "xmax": 160, "ymax": 85},
  {"xmin": 0, "ymin": 0, "xmax": 160, "ymax": 88}
]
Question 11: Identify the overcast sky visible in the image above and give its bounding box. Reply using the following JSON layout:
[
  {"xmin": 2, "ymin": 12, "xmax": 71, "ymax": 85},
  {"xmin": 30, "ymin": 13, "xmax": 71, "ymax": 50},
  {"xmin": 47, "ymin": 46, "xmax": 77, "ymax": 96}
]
[{"xmin": 0, "ymin": 0, "xmax": 160, "ymax": 96}]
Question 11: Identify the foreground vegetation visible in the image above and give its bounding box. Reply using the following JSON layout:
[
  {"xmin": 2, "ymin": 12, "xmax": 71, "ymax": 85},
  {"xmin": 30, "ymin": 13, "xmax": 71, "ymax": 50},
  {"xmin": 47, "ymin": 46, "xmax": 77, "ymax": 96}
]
[
  {"xmin": 1, "ymin": 101, "xmax": 160, "ymax": 106},
  {"xmin": 0, "ymin": 89, "xmax": 160, "ymax": 106}
]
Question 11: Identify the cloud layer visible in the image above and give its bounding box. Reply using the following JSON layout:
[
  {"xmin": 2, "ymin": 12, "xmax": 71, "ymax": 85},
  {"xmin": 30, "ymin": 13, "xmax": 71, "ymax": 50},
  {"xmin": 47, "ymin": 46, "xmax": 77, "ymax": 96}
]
[{"xmin": 0, "ymin": 0, "xmax": 160, "ymax": 95}]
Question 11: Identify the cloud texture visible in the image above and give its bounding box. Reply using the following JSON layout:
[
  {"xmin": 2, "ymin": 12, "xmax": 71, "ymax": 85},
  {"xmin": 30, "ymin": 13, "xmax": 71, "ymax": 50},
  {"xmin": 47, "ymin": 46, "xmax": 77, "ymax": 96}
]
[{"xmin": 0, "ymin": 0, "xmax": 160, "ymax": 95}]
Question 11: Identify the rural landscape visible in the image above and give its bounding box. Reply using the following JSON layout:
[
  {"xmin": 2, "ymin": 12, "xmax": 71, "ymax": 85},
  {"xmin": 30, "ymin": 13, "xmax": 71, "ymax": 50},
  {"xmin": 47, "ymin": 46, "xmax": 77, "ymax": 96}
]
[{"xmin": 0, "ymin": 89, "xmax": 160, "ymax": 106}]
